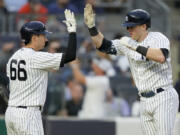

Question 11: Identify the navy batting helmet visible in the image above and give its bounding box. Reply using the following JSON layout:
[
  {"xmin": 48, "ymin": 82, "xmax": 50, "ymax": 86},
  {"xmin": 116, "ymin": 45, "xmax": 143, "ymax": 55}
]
[
  {"xmin": 122, "ymin": 9, "xmax": 151, "ymax": 28},
  {"xmin": 20, "ymin": 21, "xmax": 52, "ymax": 45}
]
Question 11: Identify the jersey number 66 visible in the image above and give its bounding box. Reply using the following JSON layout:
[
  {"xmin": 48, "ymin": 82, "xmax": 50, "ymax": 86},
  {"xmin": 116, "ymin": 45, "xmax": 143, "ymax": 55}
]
[{"xmin": 10, "ymin": 59, "xmax": 27, "ymax": 81}]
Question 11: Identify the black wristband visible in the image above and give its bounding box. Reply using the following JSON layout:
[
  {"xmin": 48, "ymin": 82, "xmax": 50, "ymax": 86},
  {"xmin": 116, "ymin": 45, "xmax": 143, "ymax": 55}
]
[
  {"xmin": 136, "ymin": 46, "xmax": 148, "ymax": 56},
  {"xmin": 88, "ymin": 27, "xmax": 98, "ymax": 36}
]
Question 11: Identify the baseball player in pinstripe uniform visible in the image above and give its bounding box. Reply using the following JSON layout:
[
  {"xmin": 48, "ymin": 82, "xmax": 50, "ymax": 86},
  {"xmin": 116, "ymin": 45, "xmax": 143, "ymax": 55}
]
[
  {"xmin": 84, "ymin": 4, "xmax": 179, "ymax": 135},
  {"xmin": 5, "ymin": 9, "xmax": 77, "ymax": 135}
]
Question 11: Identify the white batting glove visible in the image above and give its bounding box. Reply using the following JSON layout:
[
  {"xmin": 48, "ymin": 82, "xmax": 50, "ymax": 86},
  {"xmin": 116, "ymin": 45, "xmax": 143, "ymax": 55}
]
[
  {"xmin": 84, "ymin": 3, "xmax": 96, "ymax": 28},
  {"xmin": 63, "ymin": 9, "xmax": 76, "ymax": 33},
  {"xmin": 119, "ymin": 36, "xmax": 137, "ymax": 51}
]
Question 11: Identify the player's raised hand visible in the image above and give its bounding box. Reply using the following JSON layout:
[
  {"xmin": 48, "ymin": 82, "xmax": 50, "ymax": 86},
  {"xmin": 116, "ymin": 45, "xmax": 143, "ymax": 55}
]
[
  {"xmin": 63, "ymin": 9, "xmax": 76, "ymax": 33},
  {"xmin": 119, "ymin": 36, "xmax": 137, "ymax": 51},
  {"xmin": 84, "ymin": 3, "xmax": 95, "ymax": 28}
]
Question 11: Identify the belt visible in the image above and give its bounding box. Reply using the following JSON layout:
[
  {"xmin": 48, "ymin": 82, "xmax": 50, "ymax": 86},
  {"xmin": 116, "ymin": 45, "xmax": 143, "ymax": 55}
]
[
  {"xmin": 140, "ymin": 88, "xmax": 164, "ymax": 98},
  {"xmin": 17, "ymin": 106, "xmax": 42, "ymax": 111}
]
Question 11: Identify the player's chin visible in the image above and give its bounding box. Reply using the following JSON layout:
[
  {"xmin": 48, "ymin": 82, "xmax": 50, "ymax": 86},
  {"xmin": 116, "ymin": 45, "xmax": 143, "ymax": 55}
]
[
  {"xmin": 130, "ymin": 35, "xmax": 136, "ymax": 40},
  {"xmin": 129, "ymin": 34, "xmax": 134, "ymax": 39}
]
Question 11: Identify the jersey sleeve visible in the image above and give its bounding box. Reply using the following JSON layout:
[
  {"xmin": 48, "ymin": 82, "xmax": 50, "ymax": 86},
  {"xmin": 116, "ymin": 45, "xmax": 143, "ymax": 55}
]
[
  {"xmin": 30, "ymin": 52, "xmax": 63, "ymax": 70},
  {"xmin": 153, "ymin": 33, "xmax": 170, "ymax": 50}
]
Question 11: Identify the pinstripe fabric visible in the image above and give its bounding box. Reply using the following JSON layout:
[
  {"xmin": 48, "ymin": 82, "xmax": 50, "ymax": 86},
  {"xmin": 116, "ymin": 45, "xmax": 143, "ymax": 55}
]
[
  {"xmin": 140, "ymin": 87, "xmax": 179, "ymax": 135},
  {"xmin": 112, "ymin": 32, "xmax": 179, "ymax": 135},
  {"xmin": 112, "ymin": 32, "xmax": 172, "ymax": 92},
  {"xmin": 5, "ymin": 47, "xmax": 63, "ymax": 135},
  {"xmin": 5, "ymin": 107, "xmax": 44, "ymax": 135},
  {"xmin": 6, "ymin": 48, "xmax": 62, "ymax": 106}
]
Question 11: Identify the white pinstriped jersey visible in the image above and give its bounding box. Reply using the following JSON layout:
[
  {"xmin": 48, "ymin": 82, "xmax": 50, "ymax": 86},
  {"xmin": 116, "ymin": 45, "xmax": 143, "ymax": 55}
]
[
  {"xmin": 6, "ymin": 48, "xmax": 62, "ymax": 106},
  {"xmin": 112, "ymin": 32, "xmax": 172, "ymax": 92}
]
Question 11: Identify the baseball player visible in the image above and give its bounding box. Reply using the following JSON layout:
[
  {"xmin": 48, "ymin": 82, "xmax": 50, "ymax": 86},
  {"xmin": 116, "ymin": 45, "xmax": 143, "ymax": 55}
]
[
  {"xmin": 84, "ymin": 4, "xmax": 179, "ymax": 135},
  {"xmin": 5, "ymin": 9, "xmax": 77, "ymax": 135}
]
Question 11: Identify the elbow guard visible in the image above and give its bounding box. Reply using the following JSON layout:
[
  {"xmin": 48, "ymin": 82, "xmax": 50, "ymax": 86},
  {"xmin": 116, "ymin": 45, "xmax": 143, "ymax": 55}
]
[{"xmin": 98, "ymin": 38, "xmax": 117, "ymax": 55}]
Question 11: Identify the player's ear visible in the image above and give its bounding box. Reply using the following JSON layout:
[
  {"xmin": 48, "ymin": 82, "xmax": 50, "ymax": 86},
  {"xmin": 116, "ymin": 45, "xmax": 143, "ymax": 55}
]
[
  {"xmin": 31, "ymin": 35, "xmax": 37, "ymax": 42},
  {"xmin": 142, "ymin": 24, "xmax": 147, "ymax": 30}
]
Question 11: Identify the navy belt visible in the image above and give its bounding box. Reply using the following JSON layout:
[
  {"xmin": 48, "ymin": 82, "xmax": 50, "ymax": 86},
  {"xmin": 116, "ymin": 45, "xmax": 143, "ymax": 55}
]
[
  {"xmin": 140, "ymin": 88, "xmax": 164, "ymax": 98},
  {"xmin": 17, "ymin": 106, "xmax": 42, "ymax": 111}
]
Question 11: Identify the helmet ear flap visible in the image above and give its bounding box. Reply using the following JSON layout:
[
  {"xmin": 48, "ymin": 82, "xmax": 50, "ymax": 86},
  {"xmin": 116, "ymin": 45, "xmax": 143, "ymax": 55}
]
[
  {"xmin": 24, "ymin": 33, "xmax": 33, "ymax": 45},
  {"xmin": 146, "ymin": 18, "xmax": 151, "ymax": 29},
  {"xmin": 20, "ymin": 25, "xmax": 33, "ymax": 45}
]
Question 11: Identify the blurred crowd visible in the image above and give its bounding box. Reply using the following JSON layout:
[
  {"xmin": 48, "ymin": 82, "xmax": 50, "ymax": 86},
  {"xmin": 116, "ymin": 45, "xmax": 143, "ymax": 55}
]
[
  {"xmin": 0, "ymin": 0, "xmax": 127, "ymax": 15},
  {"xmin": 1, "ymin": 0, "xmax": 179, "ymax": 118}
]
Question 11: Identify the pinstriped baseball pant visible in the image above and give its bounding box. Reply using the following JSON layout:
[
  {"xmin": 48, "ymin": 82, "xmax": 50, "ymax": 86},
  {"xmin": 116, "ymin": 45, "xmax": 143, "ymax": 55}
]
[
  {"xmin": 140, "ymin": 87, "xmax": 179, "ymax": 135},
  {"xmin": 5, "ymin": 106, "xmax": 44, "ymax": 135}
]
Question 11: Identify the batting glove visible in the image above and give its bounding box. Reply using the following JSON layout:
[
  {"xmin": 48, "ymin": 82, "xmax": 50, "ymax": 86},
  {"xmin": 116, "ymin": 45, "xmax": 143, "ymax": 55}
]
[
  {"xmin": 119, "ymin": 36, "xmax": 137, "ymax": 51},
  {"xmin": 84, "ymin": 4, "xmax": 96, "ymax": 28},
  {"xmin": 63, "ymin": 9, "xmax": 76, "ymax": 33}
]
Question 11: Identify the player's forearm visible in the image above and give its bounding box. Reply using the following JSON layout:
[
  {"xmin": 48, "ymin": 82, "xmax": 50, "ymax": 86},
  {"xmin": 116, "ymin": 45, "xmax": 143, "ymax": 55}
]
[
  {"xmin": 88, "ymin": 27, "xmax": 104, "ymax": 48},
  {"xmin": 61, "ymin": 33, "xmax": 77, "ymax": 66},
  {"xmin": 88, "ymin": 27, "xmax": 117, "ymax": 55},
  {"xmin": 91, "ymin": 32, "xmax": 104, "ymax": 48},
  {"xmin": 146, "ymin": 48, "xmax": 166, "ymax": 63},
  {"xmin": 135, "ymin": 46, "xmax": 166, "ymax": 63}
]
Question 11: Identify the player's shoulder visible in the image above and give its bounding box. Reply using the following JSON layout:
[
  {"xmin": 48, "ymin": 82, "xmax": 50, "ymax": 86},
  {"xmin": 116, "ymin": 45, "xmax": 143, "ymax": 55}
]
[
  {"xmin": 33, "ymin": 51, "xmax": 54, "ymax": 58},
  {"xmin": 19, "ymin": 48, "xmax": 48, "ymax": 58},
  {"xmin": 8, "ymin": 48, "xmax": 21, "ymax": 60},
  {"xmin": 14, "ymin": 47, "xmax": 34, "ymax": 54},
  {"xmin": 149, "ymin": 32, "xmax": 169, "ymax": 40},
  {"xmin": 32, "ymin": 51, "xmax": 63, "ymax": 63},
  {"xmin": 7, "ymin": 49, "xmax": 21, "ymax": 65}
]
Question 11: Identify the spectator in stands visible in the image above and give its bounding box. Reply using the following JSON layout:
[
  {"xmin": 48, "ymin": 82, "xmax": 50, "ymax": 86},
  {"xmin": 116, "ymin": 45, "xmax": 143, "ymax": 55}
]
[
  {"xmin": 0, "ymin": 0, "xmax": 8, "ymax": 33},
  {"xmin": 46, "ymin": 39, "xmax": 66, "ymax": 75},
  {"xmin": 70, "ymin": 0, "xmax": 85, "ymax": 13},
  {"xmin": 78, "ymin": 38, "xmax": 96, "ymax": 73},
  {"xmin": 41, "ymin": 0, "xmax": 56, "ymax": 7},
  {"xmin": 48, "ymin": 0, "xmax": 78, "ymax": 14},
  {"xmin": 47, "ymin": 38, "xmax": 63, "ymax": 53},
  {"xmin": 0, "ymin": 85, "xmax": 8, "ymax": 114},
  {"xmin": 0, "ymin": 41, "xmax": 15, "ymax": 86},
  {"xmin": 44, "ymin": 74, "xmax": 65, "ymax": 115},
  {"xmin": 100, "ymin": 0, "xmax": 124, "ymax": 5},
  {"xmin": 63, "ymin": 82, "xmax": 83, "ymax": 116},
  {"xmin": 43, "ymin": 41, "xmax": 66, "ymax": 115},
  {"xmin": 105, "ymin": 90, "xmax": 131, "ymax": 117},
  {"xmin": 18, "ymin": 0, "xmax": 48, "ymax": 23},
  {"xmin": 4, "ymin": 0, "xmax": 27, "ymax": 12},
  {"xmin": 175, "ymin": 72, "xmax": 180, "ymax": 112},
  {"xmin": 70, "ymin": 58, "xmax": 115, "ymax": 118},
  {"xmin": 78, "ymin": 38, "xmax": 95, "ymax": 55},
  {"xmin": 64, "ymin": 76, "xmax": 76, "ymax": 101},
  {"xmin": 0, "ymin": 0, "xmax": 8, "ymax": 14},
  {"xmin": 0, "ymin": 41, "xmax": 15, "ymax": 114}
]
